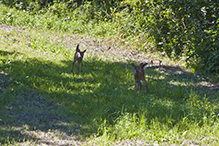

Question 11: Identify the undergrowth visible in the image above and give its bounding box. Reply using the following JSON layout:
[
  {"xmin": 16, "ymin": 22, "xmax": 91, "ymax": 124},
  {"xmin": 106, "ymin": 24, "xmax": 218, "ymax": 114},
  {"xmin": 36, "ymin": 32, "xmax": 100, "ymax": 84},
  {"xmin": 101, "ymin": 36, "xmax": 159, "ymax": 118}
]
[{"xmin": 0, "ymin": 3, "xmax": 117, "ymax": 38}]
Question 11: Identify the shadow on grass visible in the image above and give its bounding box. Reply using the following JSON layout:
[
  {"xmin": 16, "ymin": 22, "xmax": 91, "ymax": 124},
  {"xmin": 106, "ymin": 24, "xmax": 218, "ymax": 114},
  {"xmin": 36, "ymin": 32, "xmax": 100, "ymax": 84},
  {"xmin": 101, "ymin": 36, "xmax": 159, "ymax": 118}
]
[{"xmin": 0, "ymin": 50, "xmax": 218, "ymax": 144}]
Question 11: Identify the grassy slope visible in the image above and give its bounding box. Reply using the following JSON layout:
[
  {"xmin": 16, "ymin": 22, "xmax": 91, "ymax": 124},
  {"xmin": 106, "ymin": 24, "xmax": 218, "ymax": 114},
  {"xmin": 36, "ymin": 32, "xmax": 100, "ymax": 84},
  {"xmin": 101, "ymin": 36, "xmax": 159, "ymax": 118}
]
[
  {"xmin": 0, "ymin": 6, "xmax": 219, "ymax": 146},
  {"xmin": 0, "ymin": 25, "xmax": 219, "ymax": 145}
]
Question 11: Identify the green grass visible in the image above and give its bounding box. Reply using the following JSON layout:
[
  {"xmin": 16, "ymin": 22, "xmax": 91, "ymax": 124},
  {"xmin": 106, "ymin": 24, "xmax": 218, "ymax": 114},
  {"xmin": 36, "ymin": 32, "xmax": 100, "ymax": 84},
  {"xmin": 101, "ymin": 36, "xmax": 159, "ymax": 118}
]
[
  {"xmin": 0, "ymin": 4, "xmax": 219, "ymax": 146},
  {"xmin": 0, "ymin": 3, "xmax": 117, "ymax": 38},
  {"xmin": 0, "ymin": 25, "xmax": 219, "ymax": 145}
]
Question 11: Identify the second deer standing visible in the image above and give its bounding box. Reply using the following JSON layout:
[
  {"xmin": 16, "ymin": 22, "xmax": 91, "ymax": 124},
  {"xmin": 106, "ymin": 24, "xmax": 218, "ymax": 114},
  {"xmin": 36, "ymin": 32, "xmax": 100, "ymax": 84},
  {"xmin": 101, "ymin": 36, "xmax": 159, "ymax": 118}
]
[{"xmin": 131, "ymin": 62, "xmax": 149, "ymax": 91}]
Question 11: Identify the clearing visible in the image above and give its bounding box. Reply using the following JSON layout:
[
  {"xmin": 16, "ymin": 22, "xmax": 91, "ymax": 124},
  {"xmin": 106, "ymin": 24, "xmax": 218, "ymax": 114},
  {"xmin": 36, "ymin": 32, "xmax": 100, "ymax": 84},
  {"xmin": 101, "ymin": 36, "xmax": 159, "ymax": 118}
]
[{"xmin": 0, "ymin": 24, "xmax": 218, "ymax": 145}]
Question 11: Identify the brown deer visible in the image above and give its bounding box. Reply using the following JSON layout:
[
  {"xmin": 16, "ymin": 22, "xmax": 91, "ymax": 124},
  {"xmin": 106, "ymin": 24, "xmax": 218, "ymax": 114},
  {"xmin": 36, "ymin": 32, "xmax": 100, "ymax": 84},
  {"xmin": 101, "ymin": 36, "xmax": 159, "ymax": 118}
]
[
  {"xmin": 71, "ymin": 44, "xmax": 87, "ymax": 74},
  {"xmin": 131, "ymin": 62, "xmax": 149, "ymax": 91}
]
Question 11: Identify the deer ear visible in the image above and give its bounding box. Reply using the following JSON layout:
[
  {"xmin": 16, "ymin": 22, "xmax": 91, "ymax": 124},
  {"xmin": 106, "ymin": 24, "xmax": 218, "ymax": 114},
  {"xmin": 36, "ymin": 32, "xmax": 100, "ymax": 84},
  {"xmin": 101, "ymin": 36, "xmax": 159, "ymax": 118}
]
[
  {"xmin": 82, "ymin": 50, "xmax": 87, "ymax": 53},
  {"xmin": 76, "ymin": 44, "xmax": 80, "ymax": 52},
  {"xmin": 131, "ymin": 63, "xmax": 136, "ymax": 68}
]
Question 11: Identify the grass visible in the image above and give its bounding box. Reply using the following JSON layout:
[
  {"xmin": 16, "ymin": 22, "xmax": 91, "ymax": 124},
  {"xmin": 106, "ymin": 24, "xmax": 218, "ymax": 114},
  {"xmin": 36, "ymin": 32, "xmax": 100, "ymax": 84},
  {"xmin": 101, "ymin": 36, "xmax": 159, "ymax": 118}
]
[
  {"xmin": 0, "ymin": 24, "xmax": 219, "ymax": 145},
  {"xmin": 0, "ymin": 4, "xmax": 219, "ymax": 146},
  {"xmin": 0, "ymin": 3, "xmax": 117, "ymax": 38}
]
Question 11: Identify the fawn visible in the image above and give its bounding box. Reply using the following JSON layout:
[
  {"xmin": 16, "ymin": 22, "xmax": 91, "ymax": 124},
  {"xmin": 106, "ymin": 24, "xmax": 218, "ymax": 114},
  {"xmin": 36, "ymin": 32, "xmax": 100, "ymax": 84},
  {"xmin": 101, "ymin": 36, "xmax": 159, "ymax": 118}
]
[
  {"xmin": 131, "ymin": 62, "xmax": 149, "ymax": 91},
  {"xmin": 71, "ymin": 44, "xmax": 87, "ymax": 74}
]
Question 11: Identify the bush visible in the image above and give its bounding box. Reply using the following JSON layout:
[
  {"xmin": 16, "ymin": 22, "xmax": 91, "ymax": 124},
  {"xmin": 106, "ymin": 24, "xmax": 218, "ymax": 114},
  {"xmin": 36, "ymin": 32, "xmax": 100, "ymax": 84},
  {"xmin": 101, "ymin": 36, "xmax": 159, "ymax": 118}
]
[{"xmin": 126, "ymin": 0, "xmax": 219, "ymax": 73}]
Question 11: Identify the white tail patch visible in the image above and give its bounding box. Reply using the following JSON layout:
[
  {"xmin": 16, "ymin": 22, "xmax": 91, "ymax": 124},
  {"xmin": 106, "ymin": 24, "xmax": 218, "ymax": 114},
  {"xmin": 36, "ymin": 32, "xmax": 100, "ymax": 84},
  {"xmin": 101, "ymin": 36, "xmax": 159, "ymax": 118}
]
[{"xmin": 143, "ymin": 63, "xmax": 149, "ymax": 70}]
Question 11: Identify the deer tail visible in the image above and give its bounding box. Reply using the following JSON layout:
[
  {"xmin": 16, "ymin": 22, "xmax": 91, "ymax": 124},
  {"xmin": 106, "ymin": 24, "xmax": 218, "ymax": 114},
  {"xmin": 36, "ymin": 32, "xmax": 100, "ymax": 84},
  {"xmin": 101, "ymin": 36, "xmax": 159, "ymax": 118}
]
[{"xmin": 143, "ymin": 63, "xmax": 149, "ymax": 70}]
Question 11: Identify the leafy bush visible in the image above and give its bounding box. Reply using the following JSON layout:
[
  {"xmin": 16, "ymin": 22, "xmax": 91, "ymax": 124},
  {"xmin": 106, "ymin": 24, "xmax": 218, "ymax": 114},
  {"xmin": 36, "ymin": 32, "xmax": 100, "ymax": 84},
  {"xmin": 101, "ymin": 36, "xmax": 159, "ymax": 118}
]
[{"xmin": 125, "ymin": 0, "xmax": 219, "ymax": 73}]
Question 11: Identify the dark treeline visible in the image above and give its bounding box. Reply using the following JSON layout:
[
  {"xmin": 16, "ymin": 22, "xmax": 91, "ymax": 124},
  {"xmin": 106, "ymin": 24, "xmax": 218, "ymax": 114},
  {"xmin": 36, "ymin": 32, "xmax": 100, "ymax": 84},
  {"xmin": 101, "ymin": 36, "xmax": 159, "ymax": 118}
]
[{"xmin": 1, "ymin": 0, "xmax": 218, "ymax": 73}]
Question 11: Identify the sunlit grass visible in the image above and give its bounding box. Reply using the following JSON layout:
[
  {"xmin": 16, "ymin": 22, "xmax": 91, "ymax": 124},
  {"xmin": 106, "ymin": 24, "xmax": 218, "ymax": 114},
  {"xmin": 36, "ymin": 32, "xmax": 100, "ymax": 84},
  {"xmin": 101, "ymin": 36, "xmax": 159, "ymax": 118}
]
[{"xmin": 0, "ymin": 12, "xmax": 219, "ymax": 146}]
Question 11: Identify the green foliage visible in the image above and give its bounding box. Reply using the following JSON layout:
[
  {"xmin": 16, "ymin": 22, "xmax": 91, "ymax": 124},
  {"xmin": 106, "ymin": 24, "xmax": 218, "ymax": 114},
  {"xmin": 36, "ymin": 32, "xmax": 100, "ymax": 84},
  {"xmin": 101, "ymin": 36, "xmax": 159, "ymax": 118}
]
[
  {"xmin": 1, "ymin": 0, "xmax": 218, "ymax": 73},
  {"xmin": 126, "ymin": 0, "xmax": 218, "ymax": 73}
]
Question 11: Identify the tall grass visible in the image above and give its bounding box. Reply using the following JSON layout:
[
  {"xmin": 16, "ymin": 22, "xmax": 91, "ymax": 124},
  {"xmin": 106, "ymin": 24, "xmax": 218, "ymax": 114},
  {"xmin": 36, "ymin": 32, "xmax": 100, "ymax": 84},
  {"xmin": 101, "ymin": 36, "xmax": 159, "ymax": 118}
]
[{"xmin": 0, "ymin": 4, "xmax": 117, "ymax": 38}]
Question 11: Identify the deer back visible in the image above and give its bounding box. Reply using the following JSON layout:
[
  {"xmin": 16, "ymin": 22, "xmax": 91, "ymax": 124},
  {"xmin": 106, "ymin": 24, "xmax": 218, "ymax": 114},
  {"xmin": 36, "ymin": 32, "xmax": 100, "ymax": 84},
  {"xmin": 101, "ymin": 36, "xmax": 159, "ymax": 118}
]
[
  {"xmin": 131, "ymin": 63, "xmax": 148, "ymax": 81},
  {"xmin": 75, "ymin": 44, "xmax": 86, "ymax": 62}
]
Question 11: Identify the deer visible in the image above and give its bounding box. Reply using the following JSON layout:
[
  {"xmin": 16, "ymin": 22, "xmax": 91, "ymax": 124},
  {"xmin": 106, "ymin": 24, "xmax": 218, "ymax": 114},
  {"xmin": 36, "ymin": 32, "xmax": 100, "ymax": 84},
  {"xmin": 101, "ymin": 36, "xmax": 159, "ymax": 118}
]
[
  {"xmin": 131, "ymin": 62, "xmax": 149, "ymax": 91},
  {"xmin": 71, "ymin": 44, "xmax": 87, "ymax": 74}
]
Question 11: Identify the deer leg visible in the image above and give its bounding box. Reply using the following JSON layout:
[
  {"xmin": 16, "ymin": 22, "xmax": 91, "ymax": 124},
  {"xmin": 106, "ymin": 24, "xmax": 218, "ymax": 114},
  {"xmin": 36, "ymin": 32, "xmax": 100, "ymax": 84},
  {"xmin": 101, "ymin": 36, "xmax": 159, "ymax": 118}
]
[
  {"xmin": 71, "ymin": 60, "xmax": 76, "ymax": 73},
  {"xmin": 135, "ymin": 80, "xmax": 139, "ymax": 91},
  {"xmin": 77, "ymin": 62, "xmax": 80, "ymax": 73},
  {"xmin": 140, "ymin": 82, "xmax": 143, "ymax": 90},
  {"xmin": 81, "ymin": 61, "xmax": 83, "ymax": 72},
  {"xmin": 142, "ymin": 79, "xmax": 148, "ymax": 91}
]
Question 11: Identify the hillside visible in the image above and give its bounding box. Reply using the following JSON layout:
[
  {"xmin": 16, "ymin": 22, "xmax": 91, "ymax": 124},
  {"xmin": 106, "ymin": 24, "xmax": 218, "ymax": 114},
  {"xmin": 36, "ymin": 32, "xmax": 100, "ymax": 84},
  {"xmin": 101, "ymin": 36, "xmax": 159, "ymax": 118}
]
[{"xmin": 1, "ymin": 24, "xmax": 219, "ymax": 145}]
